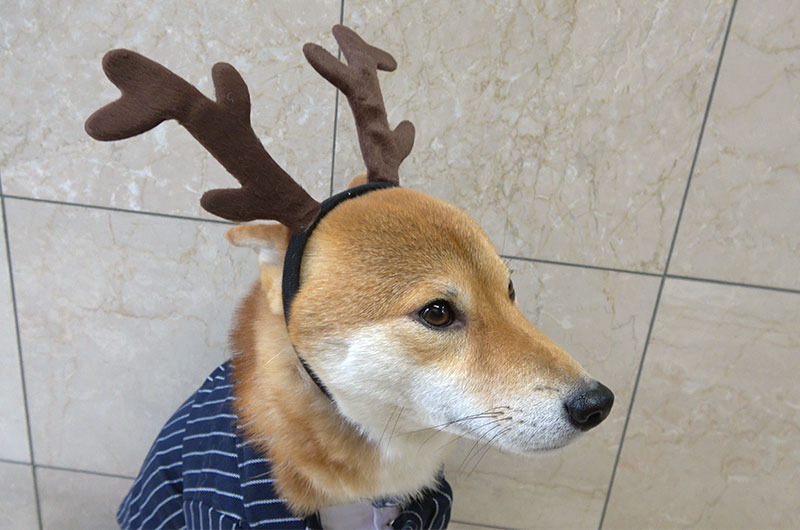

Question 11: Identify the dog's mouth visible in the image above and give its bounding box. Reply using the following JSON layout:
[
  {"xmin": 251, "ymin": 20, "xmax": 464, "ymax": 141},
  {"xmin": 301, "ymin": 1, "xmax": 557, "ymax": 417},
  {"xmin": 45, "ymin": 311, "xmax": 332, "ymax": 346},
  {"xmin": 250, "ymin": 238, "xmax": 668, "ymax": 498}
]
[{"xmin": 438, "ymin": 383, "xmax": 613, "ymax": 454}]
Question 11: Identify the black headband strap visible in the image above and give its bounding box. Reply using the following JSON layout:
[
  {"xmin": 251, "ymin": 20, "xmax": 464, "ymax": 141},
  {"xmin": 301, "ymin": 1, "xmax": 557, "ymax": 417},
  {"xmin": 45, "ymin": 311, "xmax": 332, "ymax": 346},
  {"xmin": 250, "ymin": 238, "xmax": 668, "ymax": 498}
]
[{"xmin": 281, "ymin": 181, "xmax": 397, "ymax": 400}]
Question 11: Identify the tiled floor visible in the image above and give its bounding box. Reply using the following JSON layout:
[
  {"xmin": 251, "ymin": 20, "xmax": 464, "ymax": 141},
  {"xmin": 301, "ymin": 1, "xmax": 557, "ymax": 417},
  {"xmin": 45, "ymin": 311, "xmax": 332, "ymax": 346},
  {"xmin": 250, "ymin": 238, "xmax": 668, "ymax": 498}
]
[{"xmin": 1, "ymin": 0, "xmax": 798, "ymax": 528}]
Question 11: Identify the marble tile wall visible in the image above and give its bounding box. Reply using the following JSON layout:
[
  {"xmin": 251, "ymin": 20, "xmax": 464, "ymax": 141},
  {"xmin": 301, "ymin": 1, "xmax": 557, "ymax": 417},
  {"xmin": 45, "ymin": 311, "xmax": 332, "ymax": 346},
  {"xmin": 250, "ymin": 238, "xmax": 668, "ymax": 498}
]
[
  {"xmin": 670, "ymin": 0, "xmax": 800, "ymax": 290},
  {"xmin": 603, "ymin": 280, "xmax": 800, "ymax": 528},
  {"xmin": 6, "ymin": 200, "xmax": 255, "ymax": 476},
  {"xmin": 2, "ymin": 0, "xmax": 798, "ymax": 528},
  {"xmin": 334, "ymin": 0, "xmax": 731, "ymax": 269}
]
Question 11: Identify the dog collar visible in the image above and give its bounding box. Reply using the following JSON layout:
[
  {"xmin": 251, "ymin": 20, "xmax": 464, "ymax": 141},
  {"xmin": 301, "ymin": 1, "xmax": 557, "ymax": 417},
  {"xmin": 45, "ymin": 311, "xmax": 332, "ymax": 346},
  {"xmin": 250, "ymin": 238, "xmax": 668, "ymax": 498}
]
[{"xmin": 281, "ymin": 181, "xmax": 397, "ymax": 400}]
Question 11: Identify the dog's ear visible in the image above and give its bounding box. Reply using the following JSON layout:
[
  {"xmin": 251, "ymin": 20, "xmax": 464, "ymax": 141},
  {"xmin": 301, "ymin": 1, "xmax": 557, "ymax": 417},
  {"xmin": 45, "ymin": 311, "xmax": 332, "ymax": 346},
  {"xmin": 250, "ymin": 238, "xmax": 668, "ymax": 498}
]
[
  {"xmin": 226, "ymin": 223, "xmax": 290, "ymax": 267},
  {"xmin": 227, "ymin": 224, "xmax": 290, "ymax": 314},
  {"xmin": 347, "ymin": 173, "xmax": 368, "ymax": 189}
]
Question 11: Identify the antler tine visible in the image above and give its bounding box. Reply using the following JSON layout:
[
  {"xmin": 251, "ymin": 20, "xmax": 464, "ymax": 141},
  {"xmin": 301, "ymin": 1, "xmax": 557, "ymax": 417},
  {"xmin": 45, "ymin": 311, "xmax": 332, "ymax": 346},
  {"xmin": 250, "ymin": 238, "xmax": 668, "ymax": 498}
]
[
  {"xmin": 86, "ymin": 49, "xmax": 321, "ymax": 233},
  {"xmin": 303, "ymin": 25, "xmax": 415, "ymax": 185}
]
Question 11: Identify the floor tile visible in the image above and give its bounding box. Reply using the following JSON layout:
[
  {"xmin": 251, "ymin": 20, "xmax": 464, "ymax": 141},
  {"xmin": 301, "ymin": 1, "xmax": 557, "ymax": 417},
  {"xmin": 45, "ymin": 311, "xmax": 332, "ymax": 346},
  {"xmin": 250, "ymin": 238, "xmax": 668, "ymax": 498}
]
[
  {"xmin": 0, "ymin": 462, "xmax": 38, "ymax": 530},
  {"xmin": 671, "ymin": 0, "xmax": 800, "ymax": 290},
  {"xmin": 604, "ymin": 279, "xmax": 800, "ymax": 528},
  {"xmin": 334, "ymin": 0, "xmax": 731, "ymax": 271},
  {"xmin": 1, "ymin": 0, "xmax": 339, "ymax": 217},
  {"xmin": 6, "ymin": 198, "xmax": 257, "ymax": 476},
  {"xmin": 38, "ymin": 467, "xmax": 133, "ymax": 530},
  {"xmin": 442, "ymin": 261, "xmax": 661, "ymax": 528},
  {"xmin": 0, "ymin": 200, "xmax": 30, "ymax": 462}
]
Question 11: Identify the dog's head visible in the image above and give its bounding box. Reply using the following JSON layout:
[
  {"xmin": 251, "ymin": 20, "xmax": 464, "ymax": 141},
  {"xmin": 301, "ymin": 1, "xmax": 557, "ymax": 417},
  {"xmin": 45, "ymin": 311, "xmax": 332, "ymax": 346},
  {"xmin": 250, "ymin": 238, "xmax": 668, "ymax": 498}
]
[{"xmin": 231, "ymin": 180, "xmax": 613, "ymax": 455}]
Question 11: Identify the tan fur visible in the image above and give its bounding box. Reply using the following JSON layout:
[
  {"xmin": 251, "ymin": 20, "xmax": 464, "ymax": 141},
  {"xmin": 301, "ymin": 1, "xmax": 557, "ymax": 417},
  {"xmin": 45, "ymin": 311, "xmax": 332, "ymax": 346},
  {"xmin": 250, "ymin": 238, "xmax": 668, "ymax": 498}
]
[{"xmin": 227, "ymin": 186, "xmax": 591, "ymax": 515}]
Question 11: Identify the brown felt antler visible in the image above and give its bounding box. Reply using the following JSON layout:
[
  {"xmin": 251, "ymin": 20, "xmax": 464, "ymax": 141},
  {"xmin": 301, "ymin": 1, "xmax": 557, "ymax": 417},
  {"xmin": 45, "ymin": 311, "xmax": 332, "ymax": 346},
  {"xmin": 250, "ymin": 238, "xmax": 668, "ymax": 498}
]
[
  {"xmin": 303, "ymin": 25, "xmax": 415, "ymax": 185},
  {"xmin": 85, "ymin": 49, "xmax": 321, "ymax": 233}
]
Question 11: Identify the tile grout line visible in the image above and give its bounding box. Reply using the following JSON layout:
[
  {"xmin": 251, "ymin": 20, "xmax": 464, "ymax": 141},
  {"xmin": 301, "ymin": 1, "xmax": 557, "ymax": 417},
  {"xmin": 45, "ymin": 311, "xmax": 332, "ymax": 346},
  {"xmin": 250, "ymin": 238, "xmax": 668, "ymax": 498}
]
[
  {"xmin": 598, "ymin": 1, "xmax": 738, "ymax": 527},
  {"xmin": 0, "ymin": 458, "xmax": 135, "ymax": 480},
  {"xmin": 328, "ymin": 0, "xmax": 346, "ymax": 198},
  {"xmin": 661, "ymin": 0, "xmax": 737, "ymax": 277},
  {"xmin": 2, "ymin": 192, "xmax": 796, "ymax": 296},
  {"xmin": 1, "ymin": 194, "xmax": 234, "ymax": 225},
  {"xmin": 329, "ymin": 89, "xmax": 341, "ymax": 198},
  {"xmin": 503, "ymin": 254, "xmax": 800, "ymax": 295},
  {"xmin": 0, "ymin": 174, "xmax": 44, "ymax": 530},
  {"xmin": 598, "ymin": 274, "xmax": 666, "ymax": 527},
  {"xmin": 34, "ymin": 463, "xmax": 135, "ymax": 481},
  {"xmin": 0, "ymin": 457, "xmax": 32, "ymax": 467},
  {"xmin": 502, "ymin": 254, "xmax": 662, "ymax": 278},
  {"xmin": 666, "ymin": 273, "xmax": 800, "ymax": 296}
]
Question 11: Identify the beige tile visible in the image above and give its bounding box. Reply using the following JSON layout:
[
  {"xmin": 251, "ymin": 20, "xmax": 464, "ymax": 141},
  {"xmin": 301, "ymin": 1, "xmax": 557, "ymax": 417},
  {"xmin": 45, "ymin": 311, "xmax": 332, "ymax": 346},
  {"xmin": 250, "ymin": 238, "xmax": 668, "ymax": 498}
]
[
  {"xmin": 333, "ymin": 0, "xmax": 731, "ymax": 270},
  {"xmin": 1, "ymin": 0, "xmax": 339, "ymax": 217},
  {"xmin": 6, "ymin": 198, "xmax": 257, "ymax": 476},
  {"xmin": 0, "ymin": 200, "xmax": 30, "ymax": 462},
  {"xmin": 0, "ymin": 462, "xmax": 38, "ymax": 530},
  {"xmin": 671, "ymin": 0, "xmax": 800, "ymax": 289},
  {"xmin": 442, "ymin": 261, "xmax": 660, "ymax": 528},
  {"xmin": 604, "ymin": 279, "xmax": 800, "ymax": 528},
  {"xmin": 38, "ymin": 467, "xmax": 133, "ymax": 530}
]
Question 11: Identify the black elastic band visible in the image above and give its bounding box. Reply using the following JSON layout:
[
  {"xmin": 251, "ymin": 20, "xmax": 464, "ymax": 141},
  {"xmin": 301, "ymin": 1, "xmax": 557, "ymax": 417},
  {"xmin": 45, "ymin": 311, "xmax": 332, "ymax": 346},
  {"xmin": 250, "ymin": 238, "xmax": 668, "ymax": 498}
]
[{"xmin": 281, "ymin": 181, "xmax": 397, "ymax": 400}]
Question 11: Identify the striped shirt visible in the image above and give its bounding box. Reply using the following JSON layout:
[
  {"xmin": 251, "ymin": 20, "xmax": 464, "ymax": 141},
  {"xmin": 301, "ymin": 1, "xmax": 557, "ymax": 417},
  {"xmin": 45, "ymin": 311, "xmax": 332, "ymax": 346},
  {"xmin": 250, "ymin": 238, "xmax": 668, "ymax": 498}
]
[{"xmin": 117, "ymin": 362, "xmax": 452, "ymax": 529}]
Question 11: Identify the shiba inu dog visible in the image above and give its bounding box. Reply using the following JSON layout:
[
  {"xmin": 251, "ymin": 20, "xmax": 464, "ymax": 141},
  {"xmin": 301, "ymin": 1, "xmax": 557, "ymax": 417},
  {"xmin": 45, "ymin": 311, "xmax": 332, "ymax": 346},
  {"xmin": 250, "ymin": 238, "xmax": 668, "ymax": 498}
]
[{"xmin": 87, "ymin": 24, "xmax": 613, "ymax": 530}]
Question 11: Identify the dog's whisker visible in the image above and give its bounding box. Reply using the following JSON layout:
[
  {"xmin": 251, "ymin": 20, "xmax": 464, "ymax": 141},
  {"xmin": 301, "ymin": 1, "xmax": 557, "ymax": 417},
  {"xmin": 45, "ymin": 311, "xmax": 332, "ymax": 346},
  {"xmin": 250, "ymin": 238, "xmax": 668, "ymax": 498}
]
[
  {"xmin": 434, "ymin": 431, "xmax": 468, "ymax": 453},
  {"xmin": 454, "ymin": 408, "xmax": 515, "ymax": 467},
  {"xmin": 388, "ymin": 406, "xmax": 404, "ymax": 443},
  {"xmin": 416, "ymin": 415, "xmax": 506, "ymax": 457},
  {"xmin": 416, "ymin": 427, "xmax": 453, "ymax": 457},
  {"xmin": 378, "ymin": 406, "xmax": 399, "ymax": 447},
  {"xmin": 467, "ymin": 427, "xmax": 512, "ymax": 478},
  {"xmin": 396, "ymin": 408, "xmax": 507, "ymax": 437},
  {"xmin": 458, "ymin": 420, "xmax": 509, "ymax": 474}
]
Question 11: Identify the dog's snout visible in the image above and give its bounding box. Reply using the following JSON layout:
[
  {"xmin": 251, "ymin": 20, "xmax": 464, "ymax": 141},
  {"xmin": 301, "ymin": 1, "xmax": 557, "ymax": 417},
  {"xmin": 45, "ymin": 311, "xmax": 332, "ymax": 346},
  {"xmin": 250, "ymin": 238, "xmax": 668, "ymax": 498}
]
[{"xmin": 564, "ymin": 382, "xmax": 614, "ymax": 431}]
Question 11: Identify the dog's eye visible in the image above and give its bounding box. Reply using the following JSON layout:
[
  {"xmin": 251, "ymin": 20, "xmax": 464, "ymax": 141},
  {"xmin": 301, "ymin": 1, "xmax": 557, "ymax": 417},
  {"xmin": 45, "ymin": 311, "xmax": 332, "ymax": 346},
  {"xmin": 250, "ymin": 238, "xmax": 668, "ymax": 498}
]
[
  {"xmin": 419, "ymin": 300, "xmax": 454, "ymax": 328},
  {"xmin": 508, "ymin": 279, "xmax": 515, "ymax": 302}
]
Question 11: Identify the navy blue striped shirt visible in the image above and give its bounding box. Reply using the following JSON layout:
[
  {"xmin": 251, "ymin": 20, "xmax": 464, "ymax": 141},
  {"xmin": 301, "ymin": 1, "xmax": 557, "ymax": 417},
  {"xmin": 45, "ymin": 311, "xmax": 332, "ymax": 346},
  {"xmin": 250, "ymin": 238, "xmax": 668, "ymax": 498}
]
[{"xmin": 117, "ymin": 362, "xmax": 452, "ymax": 529}]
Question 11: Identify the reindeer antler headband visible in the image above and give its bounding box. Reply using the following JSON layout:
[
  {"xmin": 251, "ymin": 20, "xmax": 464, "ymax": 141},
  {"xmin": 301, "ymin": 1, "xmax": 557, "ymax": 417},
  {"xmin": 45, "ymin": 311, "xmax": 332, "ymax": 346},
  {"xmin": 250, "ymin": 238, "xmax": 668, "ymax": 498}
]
[
  {"xmin": 86, "ymin": 25, "xmax": 413, "ymax": 230},
  {"xmin": 87, "ymin": 25, "xmax": 413, "ymax": 400}
]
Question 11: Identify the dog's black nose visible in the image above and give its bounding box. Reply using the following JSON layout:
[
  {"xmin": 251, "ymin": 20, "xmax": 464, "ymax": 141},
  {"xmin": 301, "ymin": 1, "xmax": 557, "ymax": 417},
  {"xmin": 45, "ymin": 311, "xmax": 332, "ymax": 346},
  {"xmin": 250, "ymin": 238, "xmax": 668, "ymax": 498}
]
[{"xmin": 564, "ymin": 382, "xmax": 614, "ymax": 431}]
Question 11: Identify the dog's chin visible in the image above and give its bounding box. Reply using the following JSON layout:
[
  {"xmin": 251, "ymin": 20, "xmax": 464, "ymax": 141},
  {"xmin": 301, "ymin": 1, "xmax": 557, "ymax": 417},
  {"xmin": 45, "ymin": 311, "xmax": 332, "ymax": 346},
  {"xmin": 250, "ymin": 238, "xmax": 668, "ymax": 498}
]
[
  {"xmin": 493, "ymin": 424, "xmax": 582, "ymax": 455},
  {"xmin": 513, "ymin": 429, "xmax": 582, "ymax": 454}
]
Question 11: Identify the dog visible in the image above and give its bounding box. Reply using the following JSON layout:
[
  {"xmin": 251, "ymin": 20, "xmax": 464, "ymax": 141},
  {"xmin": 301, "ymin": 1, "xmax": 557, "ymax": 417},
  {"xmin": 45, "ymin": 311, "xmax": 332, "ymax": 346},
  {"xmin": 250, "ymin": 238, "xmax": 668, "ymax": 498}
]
[{"xmin": 86, "ymin": 25, "xmax": 614, "ymax": 530}]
